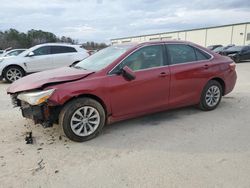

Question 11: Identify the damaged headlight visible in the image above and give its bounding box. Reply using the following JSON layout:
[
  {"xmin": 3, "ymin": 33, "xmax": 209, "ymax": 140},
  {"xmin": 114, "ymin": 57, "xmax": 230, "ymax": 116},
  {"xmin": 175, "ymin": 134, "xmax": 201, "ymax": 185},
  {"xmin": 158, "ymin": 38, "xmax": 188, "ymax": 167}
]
[{"xmin": 17, "ymin": 89, "xmax": 55, "ymax": 105}]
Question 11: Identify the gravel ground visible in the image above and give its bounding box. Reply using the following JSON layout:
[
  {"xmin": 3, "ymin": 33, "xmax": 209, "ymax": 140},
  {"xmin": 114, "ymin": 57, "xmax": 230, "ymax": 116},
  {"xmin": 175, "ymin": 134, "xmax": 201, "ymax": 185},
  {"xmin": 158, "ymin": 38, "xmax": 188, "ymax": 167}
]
[{"xmin": 0, "ymin": 62, "xmax": 250, "ymax": 188}]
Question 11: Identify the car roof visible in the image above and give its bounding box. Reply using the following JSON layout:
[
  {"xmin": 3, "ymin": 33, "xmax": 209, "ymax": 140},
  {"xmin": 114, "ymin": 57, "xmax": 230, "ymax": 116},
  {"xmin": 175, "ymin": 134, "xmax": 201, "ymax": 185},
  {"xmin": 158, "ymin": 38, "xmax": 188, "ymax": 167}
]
[
  {"xmin": 34, "ymin": 43, "xmax": 78, "ymax": 47},
  {"xmin": 114, "ymin": 40, "xmax": 199, "ymax": 49},
  {"xmin": 116, "ymin": 40, "xmax": 193, "ymax": 46}
]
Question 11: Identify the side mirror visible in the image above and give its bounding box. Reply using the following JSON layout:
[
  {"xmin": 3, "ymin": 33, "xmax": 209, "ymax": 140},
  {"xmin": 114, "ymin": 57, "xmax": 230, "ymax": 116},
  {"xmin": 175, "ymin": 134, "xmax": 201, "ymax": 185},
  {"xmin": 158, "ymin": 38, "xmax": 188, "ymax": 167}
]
[
  {"xmin": 121, "ymin": 66, "xmax": 136, "ymax": 81},
  {"xmin": 28, "ymin": 52, "xmax": 34, "ymax": 57}
]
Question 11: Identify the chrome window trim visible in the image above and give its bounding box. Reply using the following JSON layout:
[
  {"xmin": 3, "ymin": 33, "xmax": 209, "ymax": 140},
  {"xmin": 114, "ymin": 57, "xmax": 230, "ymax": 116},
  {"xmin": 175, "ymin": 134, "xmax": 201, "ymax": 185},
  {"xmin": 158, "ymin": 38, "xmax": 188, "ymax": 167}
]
[{"xmin": 108, "ymin": 42, "xmax": 214, "ymax": 75}]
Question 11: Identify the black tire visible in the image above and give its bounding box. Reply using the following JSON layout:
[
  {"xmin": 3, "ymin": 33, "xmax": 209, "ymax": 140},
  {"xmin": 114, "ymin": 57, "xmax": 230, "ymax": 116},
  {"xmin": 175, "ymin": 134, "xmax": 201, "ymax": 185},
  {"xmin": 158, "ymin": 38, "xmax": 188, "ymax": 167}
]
[
  {"xmin": 59, "ymin": 98, "xmax": 106, "ymax": 142},
  {"xmin": 234, "ymin": 56, "xmax": 241, "ymax": 63},
  {"xmin": 4, "ymin": 65, "xmax": 25, "ymax": 83},
  {"xmin": 198, "ymin": 80, "xmax": 222, "ymax": 111}
]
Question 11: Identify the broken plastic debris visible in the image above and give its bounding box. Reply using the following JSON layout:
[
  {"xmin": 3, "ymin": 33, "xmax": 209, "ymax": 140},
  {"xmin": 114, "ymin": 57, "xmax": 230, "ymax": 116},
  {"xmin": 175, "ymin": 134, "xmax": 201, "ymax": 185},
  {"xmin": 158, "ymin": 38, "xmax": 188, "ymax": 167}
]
[{"xmin": 25, "ymin": 132, "xmax": 33, "ymax": 144}]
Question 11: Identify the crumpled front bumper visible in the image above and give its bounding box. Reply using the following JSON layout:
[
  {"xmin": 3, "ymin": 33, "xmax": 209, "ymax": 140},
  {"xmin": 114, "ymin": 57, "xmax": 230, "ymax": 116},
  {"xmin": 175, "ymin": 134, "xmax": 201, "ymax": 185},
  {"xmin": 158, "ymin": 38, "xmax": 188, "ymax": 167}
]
[
  {"xmin": 11, "ymin": 94, "xmax": 57, "ymax": 127},
  {"xmin": 21, "ymin": 102, "xmax": 45, "ymax": 123}
]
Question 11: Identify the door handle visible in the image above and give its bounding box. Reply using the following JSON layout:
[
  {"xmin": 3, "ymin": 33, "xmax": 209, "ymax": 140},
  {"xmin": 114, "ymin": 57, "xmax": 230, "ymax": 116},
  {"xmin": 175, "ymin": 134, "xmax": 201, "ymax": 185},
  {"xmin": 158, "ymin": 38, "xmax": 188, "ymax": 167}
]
[
  {"xmin": 204, "ymin": 64, "xmax": 209, "ymax": 69},
  {"xmin": 159, "ymin": 72, "xmax": 167, "ymax": 77}
]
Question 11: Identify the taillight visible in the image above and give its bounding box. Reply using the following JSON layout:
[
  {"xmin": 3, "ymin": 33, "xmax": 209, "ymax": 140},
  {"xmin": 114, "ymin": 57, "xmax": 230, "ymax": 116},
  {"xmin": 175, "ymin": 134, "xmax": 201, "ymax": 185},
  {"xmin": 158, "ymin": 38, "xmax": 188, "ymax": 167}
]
[{"xmin": 229, "ymin": 62, "xmax": 236, "ymax": 71}]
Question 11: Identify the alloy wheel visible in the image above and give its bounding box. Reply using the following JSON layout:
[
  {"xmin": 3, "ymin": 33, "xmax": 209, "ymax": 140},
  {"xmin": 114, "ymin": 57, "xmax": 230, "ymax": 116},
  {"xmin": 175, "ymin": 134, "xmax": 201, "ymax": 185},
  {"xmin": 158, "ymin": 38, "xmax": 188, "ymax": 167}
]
[
  {"xmin": 6, "ymin": 68, "xmax": 23, "ymax": 82},
  {"xmin": 205, "ymin": 85, "xmax": 221, "ymax": 107},
  {"xmin": 70, "ymin": 106, "xmax": 100, "ymax": 137}
]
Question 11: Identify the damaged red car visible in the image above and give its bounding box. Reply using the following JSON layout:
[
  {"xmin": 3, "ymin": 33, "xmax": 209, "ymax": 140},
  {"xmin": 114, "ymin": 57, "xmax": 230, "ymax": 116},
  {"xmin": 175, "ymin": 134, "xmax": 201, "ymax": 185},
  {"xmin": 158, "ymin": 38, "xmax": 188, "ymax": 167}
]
[{"xmin": 7, "ymin": 41, "xmax": 237, "ymax": 142}]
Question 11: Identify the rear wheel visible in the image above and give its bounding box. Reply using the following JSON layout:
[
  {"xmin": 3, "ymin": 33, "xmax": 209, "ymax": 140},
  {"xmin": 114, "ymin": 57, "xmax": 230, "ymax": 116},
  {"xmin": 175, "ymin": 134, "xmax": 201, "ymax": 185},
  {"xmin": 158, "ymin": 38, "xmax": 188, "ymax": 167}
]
[
  {"xmin": 199, "ymin": 80, "xmax": 222, "ymax": 111},
  {"xmin": 4, "ymin": 66, "xmax": 25, "ymax": 83},
  {"xmin": 59, "ymin": 98, "xmax": 106, "ymax": 142},
  {"xmin": 234, "ymin": 56, "xmax": 241, "ymax": 63}
]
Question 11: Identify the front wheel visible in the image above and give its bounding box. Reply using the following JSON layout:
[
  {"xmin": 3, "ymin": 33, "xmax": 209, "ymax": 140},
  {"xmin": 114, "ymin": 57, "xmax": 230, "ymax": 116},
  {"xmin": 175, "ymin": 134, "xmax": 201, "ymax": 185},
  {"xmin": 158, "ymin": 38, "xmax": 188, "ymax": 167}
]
[
  {"xmin": 199, "ymin": 80, "xmax": 222, "ymax": 111},
  {"xmin": 59, "ymin": 98, "xmax": 106, "ymax": 142},
  {"xmin": 4, "ymin": 66, "xmax": 25, "ymax": 83}
]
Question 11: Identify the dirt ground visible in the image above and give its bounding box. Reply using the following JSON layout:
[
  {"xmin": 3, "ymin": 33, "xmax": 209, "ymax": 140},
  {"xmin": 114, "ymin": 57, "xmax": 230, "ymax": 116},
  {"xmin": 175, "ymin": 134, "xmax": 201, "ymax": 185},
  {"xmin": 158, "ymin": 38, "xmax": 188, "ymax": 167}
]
[{"xmin": 0, "ymin": 62, "xmax": 250, "ymax": 188}]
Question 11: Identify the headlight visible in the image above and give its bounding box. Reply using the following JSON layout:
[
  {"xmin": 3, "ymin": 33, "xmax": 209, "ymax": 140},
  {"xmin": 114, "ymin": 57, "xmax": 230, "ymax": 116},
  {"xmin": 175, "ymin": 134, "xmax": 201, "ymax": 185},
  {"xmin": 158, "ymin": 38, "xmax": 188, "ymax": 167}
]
[
  {"xmin": 0, "ymin": 58, "xmax": 3, "ymax": 63},
  {"xmin": 17, "ymin": 89, "xmax": 55, "ymax": 105}
]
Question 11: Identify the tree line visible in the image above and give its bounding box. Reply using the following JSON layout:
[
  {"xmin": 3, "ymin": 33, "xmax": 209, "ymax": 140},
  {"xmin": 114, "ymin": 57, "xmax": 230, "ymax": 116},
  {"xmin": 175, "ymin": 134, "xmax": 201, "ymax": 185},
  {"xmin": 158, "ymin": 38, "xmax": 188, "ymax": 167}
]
[{"xmin": 0, "ymin": 29, "xmax": 108, "ymax": 50}]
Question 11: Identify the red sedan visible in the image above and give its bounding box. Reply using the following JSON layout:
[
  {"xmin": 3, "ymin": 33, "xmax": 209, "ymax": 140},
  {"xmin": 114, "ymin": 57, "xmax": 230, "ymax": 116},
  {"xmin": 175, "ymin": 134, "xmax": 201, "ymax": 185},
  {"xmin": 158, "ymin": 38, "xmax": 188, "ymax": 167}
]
[{"xmin": 7, "ymin": 41, "xmax": 237, "ymax": 142}]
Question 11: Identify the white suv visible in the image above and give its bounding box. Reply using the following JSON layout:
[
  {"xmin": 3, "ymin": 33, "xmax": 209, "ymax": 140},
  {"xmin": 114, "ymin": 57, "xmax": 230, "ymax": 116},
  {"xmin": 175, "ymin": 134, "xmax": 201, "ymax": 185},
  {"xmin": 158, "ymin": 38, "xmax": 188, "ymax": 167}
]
[{"xmin": 0, "ymin": 43, "xmax": 89, "ymax": 82}]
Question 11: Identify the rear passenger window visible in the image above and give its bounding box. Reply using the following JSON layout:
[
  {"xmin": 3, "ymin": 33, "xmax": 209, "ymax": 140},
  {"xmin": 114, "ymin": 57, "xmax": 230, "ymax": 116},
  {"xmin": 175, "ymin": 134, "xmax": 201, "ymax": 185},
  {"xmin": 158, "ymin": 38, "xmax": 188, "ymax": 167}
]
[
  {"xmin": 51, "ymin": 46, "xmax": 77, "ymax": 54},
  {"xmin": 167, "ymin": 44, "xmax": 211, "ymax": 64},
  {"xmin": 195, "ymin": 48, "xmax": 211, "ymax": 60},
  {"xmin": 167, "ymin": 44, "xmax": 196, "ymax": 64}
]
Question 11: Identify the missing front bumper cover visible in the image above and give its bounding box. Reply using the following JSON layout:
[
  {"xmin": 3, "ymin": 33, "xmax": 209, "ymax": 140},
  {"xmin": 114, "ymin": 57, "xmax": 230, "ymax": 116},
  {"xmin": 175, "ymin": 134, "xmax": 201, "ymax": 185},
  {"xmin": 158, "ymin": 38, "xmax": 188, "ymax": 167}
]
[{"xmin": 21, "ymin": 102, "xmax": 53, "ymax": 128}]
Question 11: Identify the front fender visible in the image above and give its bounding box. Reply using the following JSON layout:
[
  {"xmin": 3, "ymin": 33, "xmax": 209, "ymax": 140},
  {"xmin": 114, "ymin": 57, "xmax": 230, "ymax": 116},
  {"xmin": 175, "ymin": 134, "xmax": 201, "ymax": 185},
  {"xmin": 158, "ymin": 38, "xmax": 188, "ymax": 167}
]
[{"xmin": 46, "ymin": 76, "xmax": 112, "ymax": 115}]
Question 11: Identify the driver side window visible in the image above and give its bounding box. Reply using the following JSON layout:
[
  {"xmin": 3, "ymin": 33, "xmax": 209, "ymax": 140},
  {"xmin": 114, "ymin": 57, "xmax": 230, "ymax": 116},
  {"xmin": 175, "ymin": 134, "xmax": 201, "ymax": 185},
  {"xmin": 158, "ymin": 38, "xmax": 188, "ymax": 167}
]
[
  {"xmin": 121, "ymin": 45, "xmax": 164, "ymax": 71},
  {"xmin": 33, "ymin": 46, "xmax": 51, "ymax": 56}
]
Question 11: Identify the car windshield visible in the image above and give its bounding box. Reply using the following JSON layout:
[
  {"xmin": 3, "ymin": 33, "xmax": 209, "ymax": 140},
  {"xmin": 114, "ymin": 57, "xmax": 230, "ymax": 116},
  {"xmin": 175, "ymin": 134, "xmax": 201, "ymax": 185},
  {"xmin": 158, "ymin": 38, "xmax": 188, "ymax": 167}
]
[
  {"xmin": 213, "ymin": 46, "xmax": 224, "ymax": 52},
  {"xmin": 75, "ymin": 45, "xmax": 134, "ymax": 71},
  {"xmin": 5, "ymin": 50, "xmax": 25, "ymax": 57},
  {"xmin": 226, "ymin": 46, "xmax": 243, "ymax": 51},
  {"xmin": 207, "ymin": 46, "xmax": 214, "ymax": 50}
]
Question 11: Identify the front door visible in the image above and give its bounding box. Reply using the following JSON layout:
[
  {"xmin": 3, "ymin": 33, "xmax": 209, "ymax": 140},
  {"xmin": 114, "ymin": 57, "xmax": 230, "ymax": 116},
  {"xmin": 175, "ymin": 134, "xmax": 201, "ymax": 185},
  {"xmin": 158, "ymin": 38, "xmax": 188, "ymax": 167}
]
[
  {"xmin": 25, "ymin": 46, "xmax": 53, "ymax": 72},
  {"xmin": 108, "ymin": 45, "xmax": 170, "ymax": 117}
]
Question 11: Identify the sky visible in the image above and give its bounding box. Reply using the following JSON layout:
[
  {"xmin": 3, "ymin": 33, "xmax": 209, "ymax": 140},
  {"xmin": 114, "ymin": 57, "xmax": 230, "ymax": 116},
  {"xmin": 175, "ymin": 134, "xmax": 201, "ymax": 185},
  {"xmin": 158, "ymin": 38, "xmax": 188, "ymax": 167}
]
[{"xmin": 0, "ymin": 0, "xmax": 250, "ymax": 44}]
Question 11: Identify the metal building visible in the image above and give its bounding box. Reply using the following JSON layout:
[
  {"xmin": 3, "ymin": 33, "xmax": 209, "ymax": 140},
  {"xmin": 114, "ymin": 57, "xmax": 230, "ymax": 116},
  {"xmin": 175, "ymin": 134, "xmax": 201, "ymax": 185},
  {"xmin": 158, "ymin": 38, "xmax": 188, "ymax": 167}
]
[{"xmin": 111, "ymin": 22, "xmax": 250, "ymax": 47}]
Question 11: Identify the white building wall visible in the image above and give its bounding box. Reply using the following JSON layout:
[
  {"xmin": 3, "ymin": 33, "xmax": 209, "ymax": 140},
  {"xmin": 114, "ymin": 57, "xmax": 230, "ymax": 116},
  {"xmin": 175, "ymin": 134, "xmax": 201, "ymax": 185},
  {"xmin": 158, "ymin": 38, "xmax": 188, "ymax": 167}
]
[
  {"xmin": 206, "ymin": 26, "xmax": 232, "ymax": 46},
  {"xmin": 160, "ymin": 33, "xmax": 178, "ymax": 40},
  {"xmin": 111, "ymin": 23, "xmax": 250, "ymax": 47},
  {"xmin": 245, "ymin": 24, "xmax": 250, "ymax": 45},
  {"xmin": 178, "ymin": 32, "xmax": 186, "ymax": 40},
  {"xmin": 231, "ymin": 25, "xmax": 246, "ymax": 45},
  {"xmin": 186, "ymin": 29, "xmax": 206, "ymax": 46}
]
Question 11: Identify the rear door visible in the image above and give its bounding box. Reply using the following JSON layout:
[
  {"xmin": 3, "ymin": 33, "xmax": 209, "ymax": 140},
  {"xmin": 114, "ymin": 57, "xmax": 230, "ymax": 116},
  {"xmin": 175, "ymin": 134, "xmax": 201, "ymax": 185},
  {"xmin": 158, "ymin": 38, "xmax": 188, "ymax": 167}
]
[
  {"xmin": 166, "ymin": 44, "xmax": 213, "ymax": 107},
  {"xmin": 108, "ymin": 44, "xmax": 170, "ymax": 117},
  {"xmin": 51, "ymin": 46, "xmax": 78, "ymax": 68},
  {"xmin": 25, "ymin": 46, "xmax": 53, "ymax": 72}
]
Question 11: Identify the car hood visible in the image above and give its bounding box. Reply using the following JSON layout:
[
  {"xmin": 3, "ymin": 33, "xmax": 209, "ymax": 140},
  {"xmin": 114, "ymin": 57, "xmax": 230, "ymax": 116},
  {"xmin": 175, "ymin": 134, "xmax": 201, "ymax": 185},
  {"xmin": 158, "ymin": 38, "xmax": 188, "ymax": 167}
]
[
  {"xmin": 0, "ymin": 55, "xmax": 15, "ymax": 61},
  {"xmin": 7, "ymin": 67, "xmax": 94, "ymax": 93}
]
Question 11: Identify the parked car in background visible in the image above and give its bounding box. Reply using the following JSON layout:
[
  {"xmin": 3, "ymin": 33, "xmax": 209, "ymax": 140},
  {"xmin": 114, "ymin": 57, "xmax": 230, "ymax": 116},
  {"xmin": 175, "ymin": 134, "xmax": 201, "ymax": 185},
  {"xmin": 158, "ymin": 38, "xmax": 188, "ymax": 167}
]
[
  {"xmin": 87, "ymin": 49, "xmax": 98, "ymax": 55},
  {"xmin": 221, "ymin": 45, "xmax": 250, "ymax": 63},
  {"xmin": 7, "ymin": 41, "xmax": 237, "ymax": 142},
  {"xmin": 207, "ymin": 45, "xmax": 223, "ymax": 50},
  {"xmin": 0, "ymin": 49, "xmax": 27, "ymax": 58},
  {"xmin": 212, "ymin": 46, "xmax": 224, "ymax": 53},
  {"xmin": 212, "ymin": 44, "xmax": 236, "ymax": 54},
  {"xmin": 0, "ymin": 43, "xmax": 89, "ymax": 82}
]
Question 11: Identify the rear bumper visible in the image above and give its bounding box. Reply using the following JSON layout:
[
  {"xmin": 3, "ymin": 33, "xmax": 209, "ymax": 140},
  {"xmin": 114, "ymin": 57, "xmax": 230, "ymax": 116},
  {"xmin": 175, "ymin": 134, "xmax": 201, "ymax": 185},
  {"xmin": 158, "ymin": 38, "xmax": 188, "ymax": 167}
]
[{"xmin": 224, "ymin": 70, "xmax": 237, "ymax": 95}]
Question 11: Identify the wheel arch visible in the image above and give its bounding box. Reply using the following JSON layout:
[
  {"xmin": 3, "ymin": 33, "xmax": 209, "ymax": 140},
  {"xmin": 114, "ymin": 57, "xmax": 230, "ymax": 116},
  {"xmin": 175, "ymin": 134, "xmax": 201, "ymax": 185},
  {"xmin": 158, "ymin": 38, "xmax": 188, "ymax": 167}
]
[
  {"xmin": 62, "ymin": 93, "xmax": 109, "ymax": 117},
  {"xmin": 2, "ymin": 64, "xmax": 26, "ymax": 75},
  {"xmin": 209, "ymin": 77, "xmax": 225, "ymax": 96}
]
